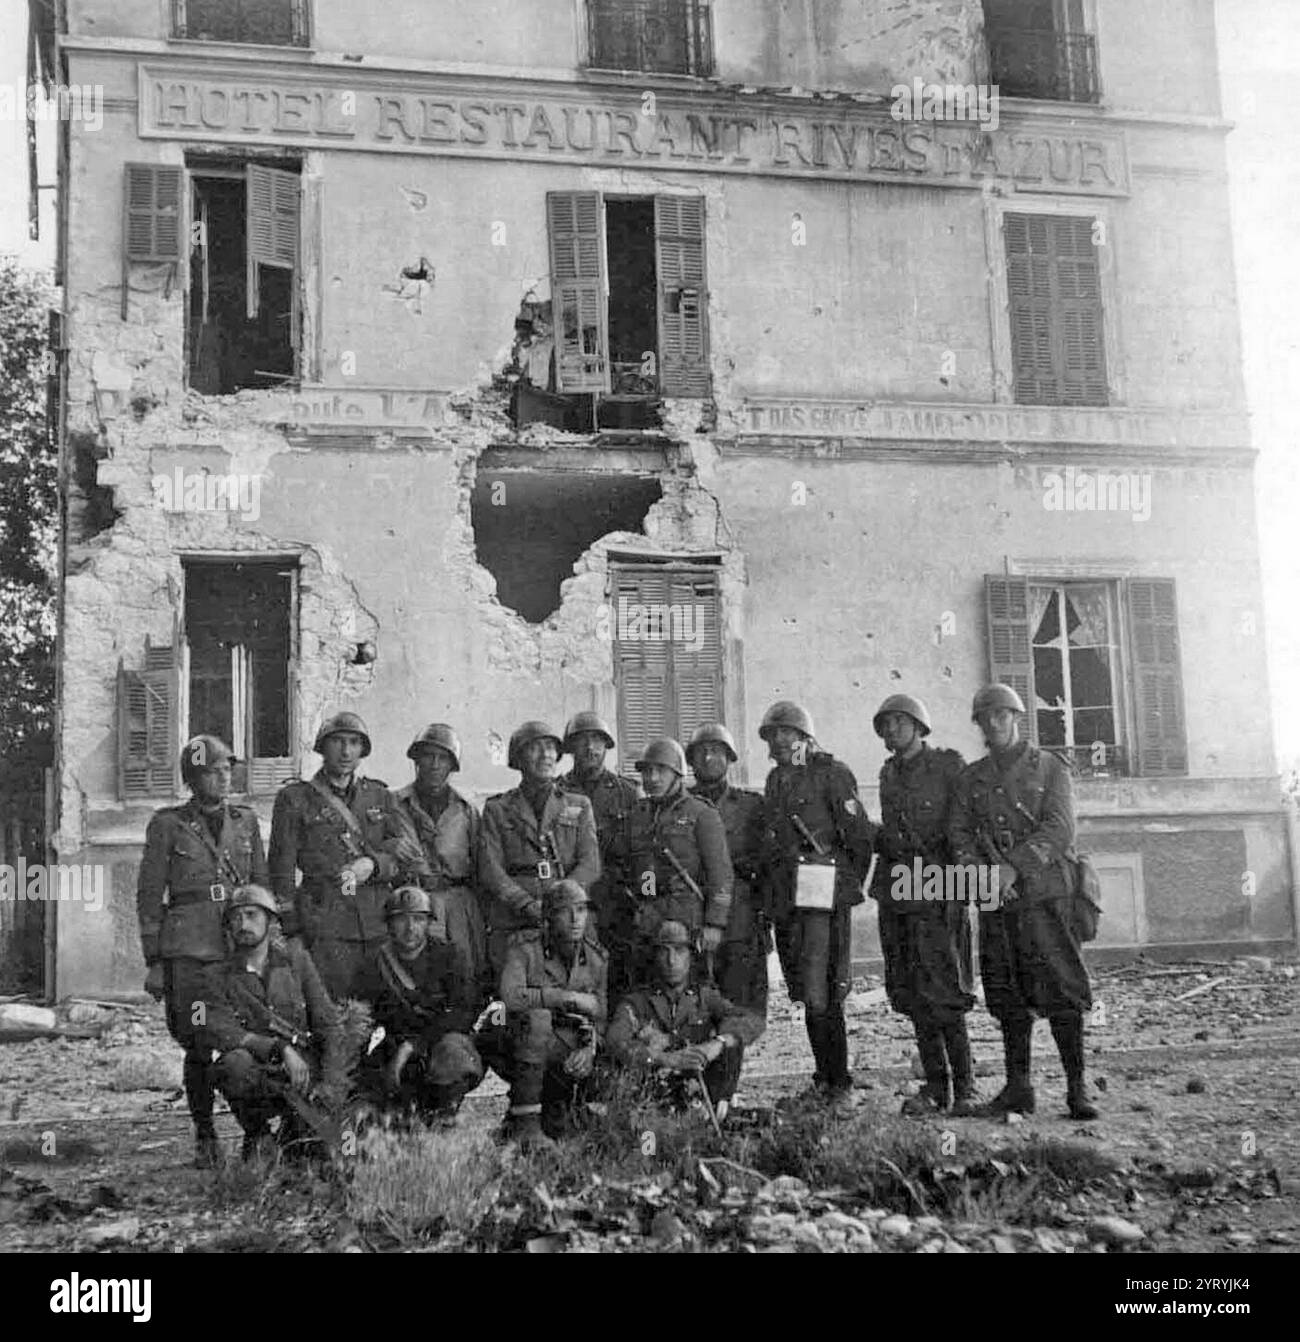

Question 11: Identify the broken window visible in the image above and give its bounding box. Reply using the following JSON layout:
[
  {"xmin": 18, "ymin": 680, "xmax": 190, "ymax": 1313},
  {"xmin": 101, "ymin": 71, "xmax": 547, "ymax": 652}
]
[
  {"xmin": 519, "ymin": 191, "xmax": 708, "ymax": 430},
  {"xmin": 172, "ymin": 0, "xmax": 310, "ymax": 46},
  {"xmin": 186, "ymin": 160, "xmax": 300, "ymax": 393},
  {"xmin": 471, "ymin": 470, "xmax": 662, "ymax": 623},
  {"xmin": 586, "ymin": 0, "xmax": 713, "ymax": 76},
  {"xmin": 182, "ymin": 559, "xmax": 298, "ymax": 795},
  {"xmin": 612, "ymin": 562, "xmax": 723, "ymax": 776},
  {"xmin": 984, "ymin": 575, "xmax": 1188, "ymax": 778},
  {"xmin": 983, "ymin": 0, "xmax": 1098, "ymax": 103},
  {"xmin": 1004, "ymin": 212, "xmax": 1107, "ymax": 407}
]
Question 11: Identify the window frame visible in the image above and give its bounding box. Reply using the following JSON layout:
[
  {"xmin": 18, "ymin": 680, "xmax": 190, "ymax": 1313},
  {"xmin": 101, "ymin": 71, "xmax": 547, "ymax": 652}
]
[
  {"xmin": 982, "ymin": 0, "xmax": 1101, "ymax": 105},
  {"xmin": 983, "ymin": 194, "xmax": 1125, "ymax": 408},
  {"xmin": 171, "ymin": 0, "xmax": 313, "ymax": 49},
  {"xmin": 582, "ymin": 0, "xmax": 715, "ymax": 79}
]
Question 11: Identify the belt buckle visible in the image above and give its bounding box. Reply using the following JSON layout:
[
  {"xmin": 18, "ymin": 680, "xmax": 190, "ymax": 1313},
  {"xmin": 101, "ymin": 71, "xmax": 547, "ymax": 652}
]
[
  {"xmin": 209, "ymin": 883, "xmax": 226, "ymax": 902},
  {"xmin": 537, "ymin": 860, "xmax": 552, "ymax": 880}
]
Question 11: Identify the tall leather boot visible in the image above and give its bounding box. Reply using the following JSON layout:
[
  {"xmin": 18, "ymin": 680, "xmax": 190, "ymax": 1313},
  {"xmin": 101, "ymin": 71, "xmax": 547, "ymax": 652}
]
[
  {"xmin": 805, "ymin": 1013, "xmax": 829, "ymax": 1091},
  {"xmin": 942, "ymin": 1018, "xmax": 980, "ymax": 1116},
  {"xmin": 1050, "ymin": 1011, "xmax": 1099, "ymax": 1120},
  {"xmin": 501, "ymin": 1062, "xmax": 556, "ymax": 1151},
  {"xmin": 901, "ymin": 1016, "xmax": 950, "ymax": 1116},
  {"xmin": 981, "ymin": 1014, "xmax": 1035, "ymax": 1116},
  {"xmin": 184, "ymin": 1052, "xmax": 219, "ymax": 1169}
]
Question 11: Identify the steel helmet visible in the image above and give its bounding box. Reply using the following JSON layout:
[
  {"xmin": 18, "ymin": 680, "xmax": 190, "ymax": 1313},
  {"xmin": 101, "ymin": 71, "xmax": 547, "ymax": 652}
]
[
  {"xmin": 225, "ymin": 884, "xmax": 280, "ymax": 919},
  {"xmin": 562, "ymin": 711, "xmax": 616, "ymax": 753},
  {"xmin": 507, "ymin": 720, "xmax": 563, "ymax": 770},
  {"xmin": 971, "ymin": 683, "xmax": 1027, "ymax": 721},
  {"xmin": 385, "ymin": 885, "xmax": 436, "ymax": 919},
  {"xmin": 180, "ymin": 735, "xmax": 235, "ymax": 785},
  {"xmin": 686, "ymin": 722, "xmax": 738, "ymax": 765},
  {"xmin": 314, "ymin": 711, "xmax": 373, "ymax": 757},
  {"xmin": 406, "ymin": 723, "xmax": 462, "ymax": 770},
  {"xmin": 872, "ymin": 694, "xmax": 932, "ymax": 739},
  {"xmin": 635, "ymin": 737, "xmax": 687, "ymax": 776},
  {"xmin": 655, "ymin": 919, "xmax": 692, "ymax": 949},
  {"xmin": 759, "ymin": 701, "xmax": 816, "ymax": 741}
]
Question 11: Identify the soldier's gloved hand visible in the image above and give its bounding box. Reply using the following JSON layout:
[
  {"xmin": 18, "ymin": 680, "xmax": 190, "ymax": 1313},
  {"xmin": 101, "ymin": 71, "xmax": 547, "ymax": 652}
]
[
  {"xmin": 385, "ymin": 1040, "xmax": 416, "ymax": 1093},
  {"xmin": 996, "ymin": 864, "xmax": 1019, "ymax": 904},
  {"xmin": 280, "ymin": 1043, "xmax": 311, "ymax": 1094},
  {"xmin": 563, "ymin": 991, "xmax": 600, "ymax": 1018},
  {"xmin": 348, "ymin": 856, "xmax": 376, "ymax": 887},
  {"xmin": 143, "ymin": 963, "xmax": 165, "ymax": 1002},
  {"xmin": 679, "ymin": 1040, "xmax": 723, "ymax": 1072},
  {"xmin": 563, "ymin": 1044, "xmax": 595, "ymax": 1080},
  {"xmin": 701, "ymin": 925, "xmax": 724, "ymax": 954}
]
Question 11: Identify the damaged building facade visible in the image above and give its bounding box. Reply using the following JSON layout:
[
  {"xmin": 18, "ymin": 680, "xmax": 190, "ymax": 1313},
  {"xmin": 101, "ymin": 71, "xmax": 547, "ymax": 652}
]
[{"xmin": 47, "ymin": 0, "xmax": 1295, "ymax": 997}]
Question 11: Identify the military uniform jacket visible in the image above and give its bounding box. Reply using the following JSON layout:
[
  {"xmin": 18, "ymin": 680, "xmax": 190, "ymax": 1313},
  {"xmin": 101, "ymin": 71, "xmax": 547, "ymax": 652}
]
[
  {"xmin": 870, "ymin": 744, "xmax": 966, "ymax": 912},
  {"xmin": 478, "ymin": 785, "xmax": 601, "ymax": 935},
  {"xmin": 557, "ymin": 769, "xmax": 639, "ymax": 904},
  {"xmin": 269, "ymin": 770, "xmax": 420, "ymax": 945},
  {"xmin": 628, "ymin": 788, "xmax": 732, "ymax": 931},
  {"xmin": 137, "ymin": 800, "xmax": 268, "ymax": 964},
  {"xmin": 689, "ymin": 781, "xmax": 765, "ymax": 942},
  {"xmin": 948, "ymin": 742, "xmax": 1075, "ymax": 906},
  {"xmin": 500, "ymin": 932, "xmax": 609, "ymax": 1038},
  {"xmin": 394, "ymin": 784, "xmax": 480, "ymax": 890},
  {"xmin": 762, "ymin": 752, "xmax": 876, "ymax": 914},
  {"xmin": 357, "ymin": 940, "xmax": 477, "ymax": 1046},
  {"xmin": 606, "ymin": 982, "xmax": 763, "ymax": 1066},
  {"xmin": 197, "ymin": 941, "xmax": 346, "ymax": 1087}
]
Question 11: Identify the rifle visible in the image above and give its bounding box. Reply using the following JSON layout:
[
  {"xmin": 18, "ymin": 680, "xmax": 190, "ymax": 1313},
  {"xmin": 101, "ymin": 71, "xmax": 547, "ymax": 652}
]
[
  {"xmin": 693, "ymin": 1071, "xmax": 725, "ymax": 1141},
  {"xmin": 660, "ymin": 849, "xmax": 719, "ymax": 981},
  {"xmin": 976, "ymin": 825, "xmax": 1018, "ymax": 905},
  {"xmin": 791, "ymin": 814, "xmax": 829, "ymax": 857},
  {"xmin": 262, "ymin": 1007, "xmax": 313, "ymax": 1053}
]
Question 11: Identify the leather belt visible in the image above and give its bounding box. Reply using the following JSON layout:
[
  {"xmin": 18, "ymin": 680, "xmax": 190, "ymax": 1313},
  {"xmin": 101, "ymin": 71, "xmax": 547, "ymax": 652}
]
[
  {"xmin": 168, "ymin": 884, "xmax": 229, "ymax": 907},
  {"xmin": 507, "ymin": 863, "xmax": 554, "ymax": 879}
]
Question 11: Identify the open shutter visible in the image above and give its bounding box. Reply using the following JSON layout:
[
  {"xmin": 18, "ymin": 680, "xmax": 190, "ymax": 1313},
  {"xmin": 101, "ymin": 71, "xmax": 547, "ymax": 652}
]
[
  {"xmin": 1125, "ymin": 579, "xmax": 1188, "ymax": 776},
  {"xmin": 123, "ymin": 163, "xmax": 182, "ymax": 319},
  {"xmin": 118, "ymin": 637, "xmax": 181, "ymax": 800},
  {"xmin": 655, "ymin": 196, "xmax": 709, "ymax": 396},
  {"xmin": 984, "ymin": 575, "xmax": 1035, "ymax": 739},
  {"xmin": 246, "ymin": 164, "xmax": 299, "ymax": 319},
  {"xmin": 547, "ymin": 191, "xmax": 609, "ymax": 393},
  {"xmin": 613, "ymin": 568, "xmax": 672, "ymax": 777}
]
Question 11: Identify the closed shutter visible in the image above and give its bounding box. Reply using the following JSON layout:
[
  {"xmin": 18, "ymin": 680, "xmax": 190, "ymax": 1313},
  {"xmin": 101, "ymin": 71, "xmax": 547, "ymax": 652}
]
[
  {"xmin": 1125, "ymin": 579, "xmax": 1188, "ymax": 776},
  {"xmin": 984, "ymin": 574, "xmax": 1036, "ymax": 740},
  {"xmin": 547, "ymin": 191, "xmax": 609, "ymax": 393},
  {"xmin": 123, "ymin": 163, "xmax": 182, "ymax": 320},
  {"xmin": 246, "ymin": 164, "xmax": 299, "ymax": 319},
  {"xmin": 655, "ymin": 195, "xmax": 709, "ymax": 396},
  {"xmin": 614, "ymin": 568, "xmax": 672, "ymax": 776},
  {"xmin": 118, "ymin": 638, "xmax": 181, "ymax": 799},
  {"xmin": 667, "ymin": 570, "xmax": 722, "ymax": 745},
  {"xmin": 1004, "ymin": 212, "xmax": 1107, "ymax": 407}
]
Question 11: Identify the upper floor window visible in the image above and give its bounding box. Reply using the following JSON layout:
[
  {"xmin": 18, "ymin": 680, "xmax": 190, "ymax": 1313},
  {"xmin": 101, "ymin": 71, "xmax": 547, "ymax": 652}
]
[
  {"xmin": 587, "ymin": 0, "xmax": 714, "ymax": 77},
  {"xmin": 172, "ymin": 0, "xmax": 310, "ymax": 47},
  {"xmin": 983, "ymin": 0, "xmax": 1098, "ymax": 103}
]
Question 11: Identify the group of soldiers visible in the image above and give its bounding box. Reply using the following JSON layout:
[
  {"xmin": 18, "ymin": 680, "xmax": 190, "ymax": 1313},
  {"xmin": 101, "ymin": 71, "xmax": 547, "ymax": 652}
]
[{"xmin": 137, "ymin": 683, "xmax": 1098, "ymax": 1165}]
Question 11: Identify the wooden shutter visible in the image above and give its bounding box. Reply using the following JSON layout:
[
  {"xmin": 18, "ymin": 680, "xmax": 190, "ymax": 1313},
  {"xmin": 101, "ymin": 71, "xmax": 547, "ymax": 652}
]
[
  {"xmin": 984, "ymin": 575, "xmax": 1035, "ymax": 739},
  {"xmin": 1004, "ymin": 212, "xmax": 1107, "ymax": 407},
  {"xmin": 667, "ymin": 570, "xmax": 722, "ymax": 744},
  {"xmin": 1125, "ymin": 578, "xmax": 1188, "ymax": 776},
  {"xmin": 614, "ymin": 568, "xmax": 672, "ymax": 776},
  {"xmin": 246, "ymin": 164, "xmax": 299, "ymax": 319},
  {"xmin": 547, "ymin": 191, "xmax": 609, "ymax": 393},
  {"xmin": 123, "ymin": 163, "xmax": 182, "ymax": 319},
  {"xmin": 655, "ymin": 195, "xmax": 709, "ymax": 396},
  {"xmin": 118, "ymin": 638, "xmax": 181, "ymax": 800}
]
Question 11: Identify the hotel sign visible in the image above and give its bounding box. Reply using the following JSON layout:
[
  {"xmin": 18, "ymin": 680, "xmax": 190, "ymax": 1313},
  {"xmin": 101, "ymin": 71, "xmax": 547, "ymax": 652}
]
[{"xmin": 137, "ymin": 65, "xmax": 1128, "ymax": 196}]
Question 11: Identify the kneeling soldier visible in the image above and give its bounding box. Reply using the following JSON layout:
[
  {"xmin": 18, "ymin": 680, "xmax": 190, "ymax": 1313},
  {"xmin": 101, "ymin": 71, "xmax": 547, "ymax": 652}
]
[
  {"xmin": 198, "ymin": 885, "xmax": 347, "ymax": 1161},
  {"xmin": 356, "ymin": 885, "xmax": 484, "ymax": 1123},
  {"xmin": 607, "ymin": 920, "xmax": 764, "ymax": 1112},
  {"xmin": 487, "ymin": 880, "xmax": 608, "ymax": 1148}
]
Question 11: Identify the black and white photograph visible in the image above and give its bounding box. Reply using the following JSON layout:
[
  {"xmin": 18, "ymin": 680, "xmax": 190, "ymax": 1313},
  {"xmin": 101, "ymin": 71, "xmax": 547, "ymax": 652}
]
[{"xmin": 0, "ymin": 0, "xmax": 1295, "ymax": 1293}]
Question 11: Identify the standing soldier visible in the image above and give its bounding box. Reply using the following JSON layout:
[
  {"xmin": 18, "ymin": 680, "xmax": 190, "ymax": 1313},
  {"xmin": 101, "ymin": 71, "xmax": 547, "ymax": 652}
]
[
  {"xmin": 395, "ymin": 723, "xmax": 489, "ymax": 1008},
  {"xmin": 948, "ymin": 684, "xmax": 1098, "ymax": 1120},
  {"xmin": 269, "ymin": 711, "xmax": 424, "ymax": 1002},
  {"xmin": 137, "ymin": 735, "xmax": 267, "ymax": 1168},
  {"xmin": 870, "ymin": 695, "xmax": 977, "ymax": 1116},
  {"xmin": 686, "ymin": 723, "xmax": 770, "ymax": 1018},
  {"xmin": 626, "ymin": 738, "xmax": 731, "ymax": 989},
  {"xmin": 478, "ymin": 720, "xmax": 600, "ymax": 978},
  {"xmin": 759, "ymin": 701, "xmax": 876, "ymax": 1107},
  {"xmin": 557, "ymin": 711, "xmax": 639, "ymax": 998}
]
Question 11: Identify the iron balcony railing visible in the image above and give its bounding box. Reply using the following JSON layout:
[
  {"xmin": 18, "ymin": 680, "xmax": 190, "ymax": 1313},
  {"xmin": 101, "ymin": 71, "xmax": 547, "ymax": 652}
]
[
  {"xmin": 587, "ymin": 0, "xmax": 714, "ymax": 77},
  {"xmin": 172, "ymin": 0, "xmax": 310, "ymax": 47},
  {"xmin": 987, "ymin": 25, "xmax": 1099, "ymax": 103}
]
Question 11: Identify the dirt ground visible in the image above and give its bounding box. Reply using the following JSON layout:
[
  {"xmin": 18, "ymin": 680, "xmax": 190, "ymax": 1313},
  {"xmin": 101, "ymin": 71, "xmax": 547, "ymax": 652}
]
[{"xmin": 1, "ymin": 953, "xmax": 1296, "ymax": 1254}]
